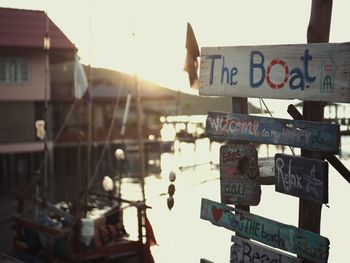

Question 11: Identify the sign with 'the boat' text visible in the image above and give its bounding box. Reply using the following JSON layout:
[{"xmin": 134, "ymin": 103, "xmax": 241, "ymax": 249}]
[{"xmin": 199, "ymin": 42, "xmax": 350, "ymax": 103}]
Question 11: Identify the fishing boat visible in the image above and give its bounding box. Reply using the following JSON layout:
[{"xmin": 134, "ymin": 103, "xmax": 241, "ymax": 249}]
[{"xmin": 8, "ymin": 187, "xmax": 156, "ymax": 263}]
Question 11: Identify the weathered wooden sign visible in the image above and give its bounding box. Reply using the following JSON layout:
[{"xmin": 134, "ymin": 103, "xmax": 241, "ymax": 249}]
[
  {"xmin": 220, "ymin": 144, "xmax": 261, "ymax": 205},
  {"xmin": 199, "ymin": 42, "xmax": 350, "ymax": 103},
  {"xmin": 206, "ymin": 111, "xmax": 340, "ymax": 153},
  {"xmin": 231, "ymin": 236, "xmax": 300, "ymax": 263},
  {"xmin": 200, "ymin": 198, "xmax": 329, "ymax": 262},
  {"xmin": 275, "ymin": 154, "xmax": 328, "ymax": 203}
]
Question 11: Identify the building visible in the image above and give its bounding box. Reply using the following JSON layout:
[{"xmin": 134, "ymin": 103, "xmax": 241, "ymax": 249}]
[
  {"xmin": 0, "ymin": 7, "xmax": 77, "ymax": 251},
  {"xmin": 0, "ymin": 7, "xmax": 77, "ymax": 195},
  {"xmin": 0, "ymin": 7, "xmax": 172, "ymax": 203}
]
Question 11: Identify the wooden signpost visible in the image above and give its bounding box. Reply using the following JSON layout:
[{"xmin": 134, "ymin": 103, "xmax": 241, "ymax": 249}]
[
  {"xmin": 192, "ymin": 2, "xmax": 348, "ymax": 262},
  {"xmin": 206, "ymin": 111, "xmax": 340, "ymax": 153},
  {"xmin": 231, "ymin": 236, "xmax": 300, "ymax": 263},
  {"xmin": 199, "ymin": 42, "xmax": 350, "ymax": 103},
  {"xmin": 275, "ymin": 154, "xmax": 328, "ymax": 203},
  {"xmin": 200, "ymin": 198, "xmax": 329, "ymax": 262},
  {"xmin": 220, "ymin": 144, "xmax": 261, "ymax": 205}
]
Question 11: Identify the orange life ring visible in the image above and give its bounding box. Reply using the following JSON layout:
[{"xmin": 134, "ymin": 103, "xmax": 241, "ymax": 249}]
[{"xmin": 266, "ymin": 59, "xmax": 289, "ymax": 89}]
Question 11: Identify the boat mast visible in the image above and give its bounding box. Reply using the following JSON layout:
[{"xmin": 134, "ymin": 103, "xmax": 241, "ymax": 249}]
[
  {"xmin": 135, "ymin": 75, "xmax": 146, "ymax": 203},
  {"xmin": 43, "ymin": 12, "xmax": 53, "ymax": 201},
  {"xmin": 86, "ymin": 0, "xmax": 93, "ymax": 207},
  {"xmin": 132, "ymin": 21, "xmax": 147, "ymax": 246},
  {"xmin": 131, "ymin": 17, "xmax": 146, "ymax": 203}
]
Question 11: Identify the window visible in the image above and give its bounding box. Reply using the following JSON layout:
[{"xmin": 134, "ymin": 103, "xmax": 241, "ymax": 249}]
[{"xmin": 0, "ymin": 57, "xmax": 29, "ymax": 84}]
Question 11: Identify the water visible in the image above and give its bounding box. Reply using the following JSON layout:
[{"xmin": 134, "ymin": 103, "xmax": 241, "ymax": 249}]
[{"xmin": 120, "ymin": 137, "xmax": 350, "ymax": 263}]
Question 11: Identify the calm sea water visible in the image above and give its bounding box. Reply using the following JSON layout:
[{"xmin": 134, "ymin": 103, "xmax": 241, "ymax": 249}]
[{"xmin": 120, "ymin": 137, "xmax": 350, "ymax": 263}]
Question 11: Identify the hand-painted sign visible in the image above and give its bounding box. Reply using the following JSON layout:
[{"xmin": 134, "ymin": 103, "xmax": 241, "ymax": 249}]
[
  {"xmin": 199, "ymin": 42, "xmax": 350, "ymax": 103},
  {"xmin": 275, "ymin": 154, "xmax": 328, "ymax": 203},
  {"xmin": 206, "ymin": 112, "xmax": 340, "ymax": 153},
  {"xmin": 220, "ymin": 144, "xmax": 261, "ymax": 205},
  {"xmin": 200, "ymin": 198, "xmax": 329, "ymax": 262},
  {"xmin": 231, "ymin": 236, "xmax": 300, "ymax": 263}
]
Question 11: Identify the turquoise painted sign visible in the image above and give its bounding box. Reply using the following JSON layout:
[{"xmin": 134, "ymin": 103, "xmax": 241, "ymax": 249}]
[
  {"xmin": 206, "ymin": 112, "xmax": 340, "ymax": 153},
  {"xmin": 200, "ymin": 198, "xmax": 329, "ymax": 263}
]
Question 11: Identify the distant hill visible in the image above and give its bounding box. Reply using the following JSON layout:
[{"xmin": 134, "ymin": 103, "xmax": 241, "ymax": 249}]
[{"xmin": 87, "ymin": 66, "xmax": 263, "ymax": 115}]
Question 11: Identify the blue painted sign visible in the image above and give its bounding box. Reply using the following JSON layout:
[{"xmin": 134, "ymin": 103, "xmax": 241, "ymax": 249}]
[
  {"xmin": 275, "ymin": 154, "xmax": 328, "ymax": 203},
  {"xmin": 200, "ymin": 198, "xmax": 329, "ymax": 262},
  {"xmin": 199, "ymin": 43, "xmax": 350, "ymax": 102},
  {"xmin": 220, "ymin": 144, "xmax": 261, "ymax": 205},
  {"xmin": 206, "ymin": 112, "xmax": 340, "ymax": 153}
]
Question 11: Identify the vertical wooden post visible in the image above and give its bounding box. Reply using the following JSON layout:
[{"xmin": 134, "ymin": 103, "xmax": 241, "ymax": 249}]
[
  {"xmin": 299, "ymin": 1, "xmax": 332, "ymax": 262},
  {"xmin": 231, "ymin": 97, "xmax": 250, "ymax": 214}
]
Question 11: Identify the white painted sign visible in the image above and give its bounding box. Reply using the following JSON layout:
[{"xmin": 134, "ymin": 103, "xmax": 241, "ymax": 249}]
[{"xmin": 199, "ymin": 42, "xmax": 350, "ymax": 102}]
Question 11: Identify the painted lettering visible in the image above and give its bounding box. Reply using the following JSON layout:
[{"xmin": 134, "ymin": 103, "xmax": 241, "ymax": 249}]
[
  {"xmin": 286, "ymin": 230, "xmax": 294, "ymax": 251},
  {"xmin": 208, "ymin": 54, "xmax": 222, "ymax": 85},
  {"xmin": 281, "ymin": 128, "xmax": 310, "ymax": 145},
  {"xmin": 224, "ymin": 182, "xmax": 245, "ymax": 197},
  {"xmin": 228, "ymin": 213, "xmax": 245, "ymax": 232},
  {"xmin": 249, "ymin": 49, "xmax": 316, "ymax": 90},
  {"xmin": 261, "ymin": 225, "xmax": 284, "ymax": 248},
  {"xmin": 244, "ymin": 218, "xmax": 261, "ymax": 237},
  {"xmin": 300, "ymin": 49, "xmax": 315, "ymax": 82},
  {"xmin": 311, "ymin": 130, "xmax": 331, "ymax": 147},
  {"xmin": 208, "ymin": 54, "xmax": 238, "ymax": 86},
  {"xmin": 276, "ymin": 158, "xmax": 302, "ymax": 192},
  {"xmin": 222, "ymin": 150, "xmax": 241, "ymax": 163},
  {"xmin": 262, "ymin": 128, "xmax": 270, "ymax": 137},
  {"xmin": 207, "ymin": 116, "xmax": 221, "ymax": 131},
  {"xmin": 243, "ymin": 241, "xmax": 252, "ymax": 262},
  {"xmin": 250, "ymin": 50, "xmax": 265, "ymax": 88},
  {"xmin": 208, "ymin": 117, "xmax": 259, "ymax": 136},
  {"xmin": 221, "ymin": 56, "xmax": 238, "ymax": 85},
  {"xmin": 289, "ymin": 67, "xmax": 305, "ymax": 90},
  {"xmin": 236, "ymin": 240, "xmax": 286, "ymax": 263}
]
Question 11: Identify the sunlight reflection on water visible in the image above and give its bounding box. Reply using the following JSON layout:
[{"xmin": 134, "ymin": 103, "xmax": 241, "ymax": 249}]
[{"xmin": 120, "ymin": 133, "xmax": 350, "ymax": 262}]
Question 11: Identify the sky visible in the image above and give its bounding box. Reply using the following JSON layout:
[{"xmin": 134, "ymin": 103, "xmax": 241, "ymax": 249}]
[{"xmin": 1, "ymin": 0, "xmax": 350, "ymax": 95}]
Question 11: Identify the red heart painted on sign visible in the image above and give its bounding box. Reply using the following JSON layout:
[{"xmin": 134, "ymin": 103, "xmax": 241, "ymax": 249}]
[{"xmin": 211, "ymin": 206, "xmax": 223, "ymax": 222}]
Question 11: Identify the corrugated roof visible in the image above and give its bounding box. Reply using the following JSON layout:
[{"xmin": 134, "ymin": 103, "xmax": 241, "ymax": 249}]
[{"xmin": 0, "ymin": 7, "xmax": 75, "ymax": 50}]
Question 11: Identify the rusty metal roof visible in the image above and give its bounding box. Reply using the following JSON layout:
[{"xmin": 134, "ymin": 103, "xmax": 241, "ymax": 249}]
[{"xmin": 0, "ymin": 7, "xmax": 75, "ymax": 50}]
